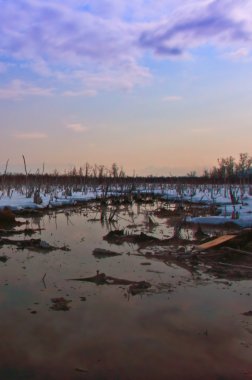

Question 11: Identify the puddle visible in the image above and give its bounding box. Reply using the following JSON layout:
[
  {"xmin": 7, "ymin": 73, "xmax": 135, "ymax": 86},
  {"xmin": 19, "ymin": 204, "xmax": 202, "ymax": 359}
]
[{"xmin": 0, "ymin": 202, "xmax": 251, "ymax": 379}]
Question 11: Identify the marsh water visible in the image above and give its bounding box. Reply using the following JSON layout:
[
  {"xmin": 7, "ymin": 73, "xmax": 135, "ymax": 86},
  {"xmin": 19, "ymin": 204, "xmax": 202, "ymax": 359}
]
[{"xmin": 0, "ymin": 202, "xmax": 252, "ymax": 380}]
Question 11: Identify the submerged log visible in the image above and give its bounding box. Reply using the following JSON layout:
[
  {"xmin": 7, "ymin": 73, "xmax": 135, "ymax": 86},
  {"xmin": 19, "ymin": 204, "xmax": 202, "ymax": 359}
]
[
  {"xmin": 128, "ymin": 281, "xmax": 151, "ymax": 295},
  {"xmin": 0, "ymin": 228, "xmax": 44, "ymax": 237},
  {"xmin": 242, "ymin": 310, "xmax": 252, "ymax": 316},
  {"xmin": 0, "ymin": 237, "xmax": 69, "ymax": 252},
  {"xmin": 92, "ymin": 248, "xmax": 121, "ymax": 258},
  {"xmin": 68, "ymin": 271, "xmax": 151, "ymax": 292},
  {"xmin": 103, "ymin": 230, "xmax": 170, "ymax": 246}
]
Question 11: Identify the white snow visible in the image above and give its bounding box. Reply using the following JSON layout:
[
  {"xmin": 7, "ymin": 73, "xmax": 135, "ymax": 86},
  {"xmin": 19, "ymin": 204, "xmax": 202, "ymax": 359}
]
[
  {"xmin": 0, "ymin": 189, "xmax": 98, "ymax": 210},
  {"xmin": 1, "ymin": 184, "xmax": 252, "ymax": 227}
]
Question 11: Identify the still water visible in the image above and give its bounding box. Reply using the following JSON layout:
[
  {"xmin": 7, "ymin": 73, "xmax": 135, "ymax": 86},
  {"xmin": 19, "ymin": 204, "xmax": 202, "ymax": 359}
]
[{"xmin": 0, "ymin": 203, "xmax": 251, "ymax": 380}]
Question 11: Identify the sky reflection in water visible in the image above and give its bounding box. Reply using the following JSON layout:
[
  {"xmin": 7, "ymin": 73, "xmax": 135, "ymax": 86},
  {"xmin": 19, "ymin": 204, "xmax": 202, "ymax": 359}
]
[{"xmin": 0, "ymin": 203, "xmax": 251, "ymax": 380}]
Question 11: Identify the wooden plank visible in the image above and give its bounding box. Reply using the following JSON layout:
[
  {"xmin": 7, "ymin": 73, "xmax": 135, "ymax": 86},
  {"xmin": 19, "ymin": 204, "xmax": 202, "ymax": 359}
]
[{"xmin": 197, "ymin": 235, "xmax": 237, "ymax": 250}]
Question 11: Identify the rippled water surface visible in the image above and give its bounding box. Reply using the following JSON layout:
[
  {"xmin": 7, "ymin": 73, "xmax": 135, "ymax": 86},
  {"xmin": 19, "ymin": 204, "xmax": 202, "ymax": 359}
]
[{"xmin": 0, "ymin": 203, "xmax": 251, "ymax": 380}]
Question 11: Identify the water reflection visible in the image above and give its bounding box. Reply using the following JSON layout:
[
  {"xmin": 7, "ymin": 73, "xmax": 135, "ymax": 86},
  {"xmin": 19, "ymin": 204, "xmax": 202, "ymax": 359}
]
[{"xmin": 0, "ymin": 202, "xmax": 251, "ymax": 379}]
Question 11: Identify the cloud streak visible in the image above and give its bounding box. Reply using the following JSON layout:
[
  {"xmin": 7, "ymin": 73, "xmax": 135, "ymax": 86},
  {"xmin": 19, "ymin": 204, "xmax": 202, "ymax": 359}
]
[
  {"xmin": 13, "ymin": 132, "xmax": 48, "ymax": 140},
  {"xmin": 0, "ymin": 80, "xmax": 53, "ymax": 100},
  {"xmin": 66, "ymin": 123, "xmax": 88, "ymax": 132},
  {"xmin": 163, "ymin": 96, "xmax": 182, "ymax": 102},
  {"xmin": 138, "ymin": 0, "xmax": 252, "ymax": 57}
]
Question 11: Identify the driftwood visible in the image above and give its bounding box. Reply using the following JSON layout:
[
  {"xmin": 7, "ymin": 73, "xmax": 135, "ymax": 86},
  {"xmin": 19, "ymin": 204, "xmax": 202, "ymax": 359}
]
[
  {"xmin": 68, "ymin": 271, "xmax": 151, "ymax": 293},
  {"xmin": 103, "ymin": 230, "xmax": 170, "ymax": 246},
  {"xmin": 69, "ymin": 272, "xmax": 135, "ymax": 285},
  {"xmin": 92, "ymin": 248, "xmax": 121, "ymax": 258},
  {"xmin": 0, "ymin": 237, "xmax": 69, "ymax": 252},
  {"xmin": 0, "ymin": 237, "xmax": 41, "ymax": 248},
  {"xmin": 197, "ymin": 235, "xmax": 237, "ymax": 250},
  {"xmin": 0, "ymin": 228, "xmax": 44, "ymax": 237}
]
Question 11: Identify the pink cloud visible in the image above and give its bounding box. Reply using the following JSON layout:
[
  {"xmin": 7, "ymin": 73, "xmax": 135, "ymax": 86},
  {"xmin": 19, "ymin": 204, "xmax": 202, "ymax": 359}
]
[
  {"xmin": 66, "ymin": 123, "xmax": 88, "ymax": 132},
  {"xmin": 0, "ymin": 80, "xmax": 53, "ymax": 100}
]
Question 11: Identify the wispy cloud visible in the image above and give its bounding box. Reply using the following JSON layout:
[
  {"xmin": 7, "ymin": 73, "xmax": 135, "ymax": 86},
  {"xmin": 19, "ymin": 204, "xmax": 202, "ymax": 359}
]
[
  {"xmin": 70, "ymin": 62, "xmax": 151, "ymax": 91},
  {"xmin": 66, "ymin": 123, "xmax": 88, "ymax": 133},
  {"xmin": 0, "ymin": 80, "xmax": 53, "ymax": 100},
  {"xmin": 13, "ymin": 132, "xmax": 48, "ymax": 140},
  {"xmin": 227, "ymin": 47, "xmax": 250, "ymax": 60},
  {"xmin": 62, "ymin": 89, "xmax": 97, "ymax": 97},
  {"xmin": 0, "ymin": 0, "xmax": 252, "ymax": 94},
  {"xmin": 163, "ymin": 96, "xmax": 182, "ymax": 102},
  {"xmin": 138, "ymin": 0, "xmax": 252, "ymax": 57},
  {"xmin": 132, "ymin": 0, "xmax": 252, "ymax": 65}
]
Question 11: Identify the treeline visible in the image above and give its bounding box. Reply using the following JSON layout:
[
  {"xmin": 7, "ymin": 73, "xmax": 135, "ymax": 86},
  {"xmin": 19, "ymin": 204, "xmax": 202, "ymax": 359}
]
[
  {"xmin": 0, "ymin": 154, "xmax": 252, "ymax": 187},
  {"xmin": 1, "ymin": 172, "xmax": 251, "ymax": 188},
  {"xmin": 202, "ymin": 153, "xmax": 252, "ymax": 182}
]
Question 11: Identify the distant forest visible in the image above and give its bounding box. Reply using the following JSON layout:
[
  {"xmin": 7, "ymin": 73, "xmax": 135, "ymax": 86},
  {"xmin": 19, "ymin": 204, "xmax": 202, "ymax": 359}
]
[{"xmin": 1, "ymin": 153, "xmax": 252, "ymax": 186}]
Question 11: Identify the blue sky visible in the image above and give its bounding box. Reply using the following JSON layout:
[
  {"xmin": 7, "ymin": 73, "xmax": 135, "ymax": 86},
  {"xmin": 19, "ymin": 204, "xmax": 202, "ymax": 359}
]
[{"xmin": 0, "ymin": 0, "xmax": 252, "ymax": 175}]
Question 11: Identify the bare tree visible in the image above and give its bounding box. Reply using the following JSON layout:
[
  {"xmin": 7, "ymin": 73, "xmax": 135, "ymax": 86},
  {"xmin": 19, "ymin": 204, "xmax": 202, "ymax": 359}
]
[{"xmin": 111, "ymin": 162, "xmax": 119, "ymax": 178}]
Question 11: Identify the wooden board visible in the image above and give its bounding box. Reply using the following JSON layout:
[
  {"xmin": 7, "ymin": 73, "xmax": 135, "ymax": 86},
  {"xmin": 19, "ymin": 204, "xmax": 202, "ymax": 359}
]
[{"xmin": 197, "ymin": 235, "xmax": 237, "ymax": 250}]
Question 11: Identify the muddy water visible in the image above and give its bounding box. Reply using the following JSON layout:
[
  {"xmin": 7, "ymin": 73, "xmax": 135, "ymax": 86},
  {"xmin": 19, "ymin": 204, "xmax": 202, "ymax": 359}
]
[{"xmin": 0, "ymin": 204, "xmax": 251, "ymax": 380}]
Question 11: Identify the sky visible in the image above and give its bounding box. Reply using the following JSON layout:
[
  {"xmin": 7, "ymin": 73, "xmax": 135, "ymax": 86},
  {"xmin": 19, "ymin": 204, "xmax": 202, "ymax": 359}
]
[{"xmin": 0, "ymin": 0, "xmax": 252, "ymax": 176}]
